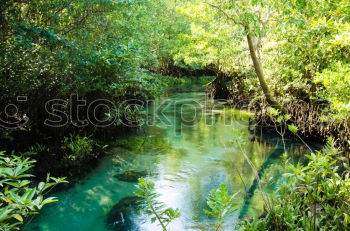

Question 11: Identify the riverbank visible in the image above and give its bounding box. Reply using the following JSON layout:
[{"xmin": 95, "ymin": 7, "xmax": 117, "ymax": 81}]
[{"xmin": 206, "ymin": 76, "xmax": 349, "ymax": 154}]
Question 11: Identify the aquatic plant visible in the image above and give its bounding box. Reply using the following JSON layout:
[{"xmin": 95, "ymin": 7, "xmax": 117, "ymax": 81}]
[{"xmin": 205, "ymin": 184, "xmax": 239, "ymax": 231}]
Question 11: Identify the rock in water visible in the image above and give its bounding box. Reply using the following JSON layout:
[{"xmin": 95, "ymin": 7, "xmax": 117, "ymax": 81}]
[
  {"xmin": 106, "ymin": 196, "xmax": 143, "ymax": 230},
  {"xmin": 114, "ymin": 170, "xmax": 148, "ymax": 182}
]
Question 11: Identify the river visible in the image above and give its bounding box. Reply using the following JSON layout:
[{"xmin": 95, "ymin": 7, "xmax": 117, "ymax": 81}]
[{"xmin": 24, "ymin": 84, "xmax": 307, "ymax": 231}]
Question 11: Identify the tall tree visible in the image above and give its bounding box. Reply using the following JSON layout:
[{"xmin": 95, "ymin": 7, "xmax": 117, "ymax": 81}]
[{"xmin": 207, "ymin": 0, "xmax": 285, "ymax": 110}]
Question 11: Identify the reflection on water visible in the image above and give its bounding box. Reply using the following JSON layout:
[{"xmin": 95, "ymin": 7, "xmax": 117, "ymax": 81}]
[{"xmin": 24, "ymin": 86, "xmax": 306, "ymax": 231}]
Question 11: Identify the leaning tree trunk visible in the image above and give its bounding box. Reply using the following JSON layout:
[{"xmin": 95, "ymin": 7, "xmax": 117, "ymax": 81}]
[{"xmin": 246, "ymin": 32, "xmax": 286, "ymax": 112}]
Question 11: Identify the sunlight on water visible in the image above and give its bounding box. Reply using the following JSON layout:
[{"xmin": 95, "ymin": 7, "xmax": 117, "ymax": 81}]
[{"xmin": 24, "ymin": 85, "xmax": 306, "ymax": 231}]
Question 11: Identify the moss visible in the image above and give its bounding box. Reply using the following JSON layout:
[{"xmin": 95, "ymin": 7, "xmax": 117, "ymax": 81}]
[{"xmin": 223, "ymin": 108, "xmax": 254, "ymax": 120}]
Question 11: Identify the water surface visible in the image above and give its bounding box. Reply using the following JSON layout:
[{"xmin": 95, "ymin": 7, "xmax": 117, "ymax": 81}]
[{"xmin": 25, "ymin": 85, "xmax": 306, "ymax": 231}]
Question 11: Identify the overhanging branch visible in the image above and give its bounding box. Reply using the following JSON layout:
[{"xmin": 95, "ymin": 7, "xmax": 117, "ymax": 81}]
[{"xmin": 205, "ymin": 2, "xmax": 246, "ymax": 27}]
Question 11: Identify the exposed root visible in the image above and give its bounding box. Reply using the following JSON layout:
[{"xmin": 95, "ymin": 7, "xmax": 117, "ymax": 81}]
[{"xmin": 254, "ymin": 99, "xmax": 350, "ymax": 151}]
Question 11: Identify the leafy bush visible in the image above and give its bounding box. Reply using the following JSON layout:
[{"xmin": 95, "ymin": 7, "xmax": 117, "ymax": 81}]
[
  {"xmin": 315, "ymin": 63, "xmax": 350, "ymax": 119},
  {"xmin": 205, "ymin": 184, "xmax": 239, "ymax": 231},
  {"xmin": 0, "ymin": 151, "xmax": 67, "ymax": 230},
  {"xmin": 241, "ymin": 139, "xmax": 350, "ymax": 230},
  {"xmin": 62, "ymin": 134, "xmax": 94, "ymax": 161}
]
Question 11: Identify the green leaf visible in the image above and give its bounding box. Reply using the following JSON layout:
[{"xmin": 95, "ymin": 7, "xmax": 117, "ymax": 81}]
[{"xmin": 288, "ymin": 124, "xmax": 299, "ymax": 134}]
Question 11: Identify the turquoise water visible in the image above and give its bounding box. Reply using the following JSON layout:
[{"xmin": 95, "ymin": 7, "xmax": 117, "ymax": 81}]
[{"xmin": 24, "ymin": 85, "xmax": 306, "ymax": 231}]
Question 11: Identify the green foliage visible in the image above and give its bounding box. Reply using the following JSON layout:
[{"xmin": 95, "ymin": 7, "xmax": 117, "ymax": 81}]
[
  {"xmin": 232, "ymin": 129, "xmax": 248, "ymax": 145},
  {"xmin": 0, "ymin": 151, "xmax": 67, "ymax": 230},
  {"xmin": 173, "ymin": 0, "xmax": 350, "ymax": 120},
  {"xmin": 287, "ymin": 124, "xmax": 299, "ymax": 135},
  {"xmin": 62, "ymin": 134, "xmax": 94, "ymax": 161},
  {"xmin": 174, "ymin": 1, "xmax": 250, "ymax": 74},
  {"xmin": 163, "ymin": 76, "xmax": 215, "ymax": 86},
  {"xmin": 266, "ymin": 107, "xmax": 280, "ymax": 119},
  {"xmin": 205, "ymin": 184, "xmax": 239, "ymax": 231},
  {"xmin": 242, "ymin": 139, "xmax": 350, "ymax": 231},
  {"xmin": 1, "ymin": 0, "xmax": 350, "ymax": 229},
  {"xmin": 315, "ymin": 62, "xmax": 350, "ymax": 119},
  {"xmin": 0, "ymin": 0, "xmax": 189, "ymax": 141},
  {"xmin": 135, "ymin": 178, "xmax": 180, "ymax": 231}
]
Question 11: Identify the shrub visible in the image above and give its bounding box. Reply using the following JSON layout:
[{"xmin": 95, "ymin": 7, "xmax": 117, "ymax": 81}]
[
  {"xmin": 205, "ymin": 184, "xmax": 239, "ymax": 231},
  {"xmin": 241, "ymin": 139, "xmax": 350, "ymax": 230},
  {"xmin": 62, "ymin": 134, "xmax": 94, "ymax": 161},
  {"xmin": 0, "ymin": 151, "xmax": 67, "ymax": 230}
]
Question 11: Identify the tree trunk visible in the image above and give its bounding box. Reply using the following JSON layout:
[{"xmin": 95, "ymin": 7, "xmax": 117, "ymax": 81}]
[{"xmin": 246, "ymin": 32, "xmax": 286, "ymax": 112}]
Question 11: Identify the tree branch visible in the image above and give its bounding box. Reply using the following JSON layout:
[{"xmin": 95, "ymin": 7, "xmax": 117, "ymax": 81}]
[{"xmin": 205, "ymin": 2, "xmax": 246, "ymax": 27}]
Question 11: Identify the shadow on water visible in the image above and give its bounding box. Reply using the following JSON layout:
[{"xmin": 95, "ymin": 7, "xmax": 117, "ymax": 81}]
[{"xmin": 238, "ymin": 145, "xmax": 285, "ymax": 219}]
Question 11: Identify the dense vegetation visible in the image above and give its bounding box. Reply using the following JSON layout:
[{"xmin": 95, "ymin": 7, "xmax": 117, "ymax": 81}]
[
  {"xmin": 0, "ymin": 0, "xmax": 194, "ymax": 229},
  {"xmin": 174, "ymin": 0, "xmax": 350, "ymax": 149},
  {"xmin": 0, "ymin": 0, "xmax": 199, "ymax": 179},
  {"xmin": 0, "ymin": 0, "xmax": 349, "ymax": 230}
]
